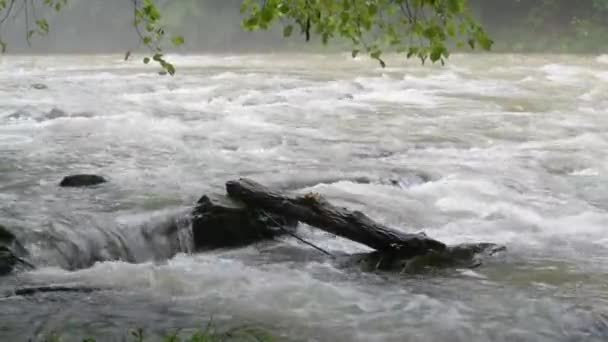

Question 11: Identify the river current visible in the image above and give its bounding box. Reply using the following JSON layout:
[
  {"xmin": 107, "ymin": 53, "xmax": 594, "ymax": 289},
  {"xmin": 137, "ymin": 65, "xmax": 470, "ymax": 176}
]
[{"xmin": 1, "ymin": 53, "xmax": 607, "ymax": 341}]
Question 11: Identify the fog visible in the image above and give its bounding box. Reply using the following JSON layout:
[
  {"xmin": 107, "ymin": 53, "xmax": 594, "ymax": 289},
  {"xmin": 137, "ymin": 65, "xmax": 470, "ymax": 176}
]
[{"xmin": 0, "ymin": 0, "xmax": 294, "ymax": 54}]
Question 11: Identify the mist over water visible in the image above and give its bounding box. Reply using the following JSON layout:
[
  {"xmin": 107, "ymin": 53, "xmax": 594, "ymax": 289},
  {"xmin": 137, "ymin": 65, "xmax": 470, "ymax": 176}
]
[
  {"xmin": 1, "ymin": 53, "xmax": 608, "ymax": 341},
  {"xmin": 0, "ymin": 0, "xmax": 286, "ymax": 53}
]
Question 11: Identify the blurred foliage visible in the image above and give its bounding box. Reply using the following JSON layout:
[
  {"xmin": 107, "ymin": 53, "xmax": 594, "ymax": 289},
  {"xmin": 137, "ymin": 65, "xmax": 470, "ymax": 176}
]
[{"xmin": 239, "ymin": 0, "xmax": 492, "ymax": 66}]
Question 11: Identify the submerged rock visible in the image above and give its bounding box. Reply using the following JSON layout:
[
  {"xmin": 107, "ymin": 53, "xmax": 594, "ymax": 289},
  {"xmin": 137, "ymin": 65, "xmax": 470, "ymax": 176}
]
[
  {"xmin": 191, "ymin": 195, "xmax": 296, "ymax": 250},
  {"xmin": 59, "ymin": 174, "xmax": 107, "ymax": 187},
  {"xmin": 31, "ymin": 83, "xmax": 48, "ymax": 90},
  {"xmin": 46, "ymin": 108, "xmax": 67, "ymax": 120}
]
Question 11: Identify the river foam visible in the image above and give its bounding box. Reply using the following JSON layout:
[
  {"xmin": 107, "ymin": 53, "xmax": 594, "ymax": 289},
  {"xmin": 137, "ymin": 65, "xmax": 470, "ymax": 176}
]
[{"xmin": 1, "ymin": 53, "xmax": 607, "ymax": 341}]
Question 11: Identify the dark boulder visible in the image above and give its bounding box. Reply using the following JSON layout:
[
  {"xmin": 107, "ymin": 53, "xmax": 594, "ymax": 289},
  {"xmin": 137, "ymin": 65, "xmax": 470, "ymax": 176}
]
[
  {"xmin": 0, "ymin": 247, "xmax": 15, "ymax": 276},
  {"xmin": 59, "ymin": 174, "xmax": 107, "ymax": 187},
  {"xmin": 0, "ymin": 225, "xmax": 30, "ymax": 276},
  {"xmin": 0, "ymin": 225, "xmax": 15, "ymax": 243},
  {"xmin": 191, "ymin": 195, "xmax": 296, "ymax": 250}
]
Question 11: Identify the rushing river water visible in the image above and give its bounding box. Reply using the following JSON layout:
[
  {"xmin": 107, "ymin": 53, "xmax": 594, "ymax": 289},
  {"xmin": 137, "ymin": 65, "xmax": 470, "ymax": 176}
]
[{"xmin": 1, "ymin": 53, "xmax": 607, "ymax": 341}]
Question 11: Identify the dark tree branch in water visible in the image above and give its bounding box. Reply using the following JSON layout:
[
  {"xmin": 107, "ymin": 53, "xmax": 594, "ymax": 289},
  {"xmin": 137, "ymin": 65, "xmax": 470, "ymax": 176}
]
[
  {"xmin": 259, "ymin": 210, "xmax": 333, "ymax": 257},
  {"xmin": 2, "ymin": 285, "xmax": 100, "ymax": 298},
  {"xmin": 226, "ymin": 178, "xmax": 446, "ymax": 257}
]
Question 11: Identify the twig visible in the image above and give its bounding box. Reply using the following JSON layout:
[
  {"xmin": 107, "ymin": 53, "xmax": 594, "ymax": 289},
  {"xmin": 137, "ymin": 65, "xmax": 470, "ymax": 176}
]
[
  {"xmin": 0, "ymin": 0, "xmax": 16, "ymax": 26},
  {"xmin": 259, "ymin": 210, "xmax": 334, "ymax": 257},
  {"xmin": 23, "ymin": 0, "xmax": 30, "ymax": 45}
]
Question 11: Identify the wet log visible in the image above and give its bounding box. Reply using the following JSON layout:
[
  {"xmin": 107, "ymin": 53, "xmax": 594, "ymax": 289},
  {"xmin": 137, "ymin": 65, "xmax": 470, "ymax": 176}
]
[{"xmin": 226, "ymin": 178, "xmax": 446, "ymax": 258}]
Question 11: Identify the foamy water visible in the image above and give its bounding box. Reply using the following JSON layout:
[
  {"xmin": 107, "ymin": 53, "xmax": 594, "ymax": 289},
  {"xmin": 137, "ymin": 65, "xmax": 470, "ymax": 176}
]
[{"xmin": 1, "ymin": 53, "xmax": 607, "ymax": 341}]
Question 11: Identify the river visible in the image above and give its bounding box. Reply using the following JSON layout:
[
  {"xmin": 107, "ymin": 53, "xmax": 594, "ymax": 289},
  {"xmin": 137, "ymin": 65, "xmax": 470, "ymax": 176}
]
[{"xmin": 1, "ymin": 53, "xmax": 607, "ymax": 341}]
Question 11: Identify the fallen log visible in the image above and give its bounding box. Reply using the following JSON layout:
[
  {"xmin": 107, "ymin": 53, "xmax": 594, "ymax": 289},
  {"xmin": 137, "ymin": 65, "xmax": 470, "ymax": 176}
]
[{"xmin": 226, "ymin": 178, "xmax": 446, "ymax": 258}]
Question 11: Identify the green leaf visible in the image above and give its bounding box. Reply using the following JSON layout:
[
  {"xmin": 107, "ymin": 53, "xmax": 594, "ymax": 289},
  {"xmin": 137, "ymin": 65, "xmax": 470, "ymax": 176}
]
[
  {"xmin": 243, "ymin": 17, "xmax": 258, "ymax": 30},
  {"xmin": 36, "ymin": 19, "xmax": 50, "ymax": 35},
  {"xmin": 165, "ymin": 63, "xmax": 176, "ymax": 76},
  {"xmin": 279, "ymin": 3, "xmax": 290, "ymax": 14},
  {"xmin": 368, "ymin": 3, "xmax": 378, "ymax": 16},
  {"xmin": 430, "ymin": 45, "xmax": 444, "ymax": 62},
  {"xmin": 447, "ymin": 0, "xmax": 464, "ymax": 13},
  {"xmin": 171, "ymin": 36, "xmax": 185, "ymax": 46},
  {"xmin": 468, "ymin": 39, "xmax": 475, "ymax": 49},
  {"xmin": 477, "ymin": 32, "xmax": 493, "ymax": 50},
  {"xmin": 260, "ymin": 7, "xmax": 275, "ymax": 23}
]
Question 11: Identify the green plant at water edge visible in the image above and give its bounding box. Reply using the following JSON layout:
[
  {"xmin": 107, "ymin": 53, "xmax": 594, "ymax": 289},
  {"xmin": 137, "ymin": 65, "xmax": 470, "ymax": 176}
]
[
  {"xmin": 42, "ymin": 325, "xmax": 277, "ymax": 342},
  {"xmin": 0, "ymin": 0, "xmax": 491, "ymax": 72}
]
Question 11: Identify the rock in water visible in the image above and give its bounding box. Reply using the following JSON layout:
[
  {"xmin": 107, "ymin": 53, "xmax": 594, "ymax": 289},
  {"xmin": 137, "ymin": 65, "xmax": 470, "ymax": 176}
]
[
  {"xmin": 0, "ymin": 224, "xmax": 30, "ymax": 276},
  {"xmin": 191, "ymin": 195, "xmax": 296, "ymax": 250},
  {"xmin": 0, "ymin": 225, "xmax": 15, "ymax": 275},
  {"xmin": 59, "ymin": 174, "xmax": 107, "ymax": 187},
  {"xmin": 0, "ymin": 225, "xmax": 14, "ymax": 243},
  {"xmin": 0, "ymin": 247, "xmax": 15, "ymax": 276},
  {"xmin": 46, "ymin": 108, "xmax": 67, "ymax": 120},
  {"xmin": 31, "ymin": 83, "xmax": 48, "ymax": 90}
]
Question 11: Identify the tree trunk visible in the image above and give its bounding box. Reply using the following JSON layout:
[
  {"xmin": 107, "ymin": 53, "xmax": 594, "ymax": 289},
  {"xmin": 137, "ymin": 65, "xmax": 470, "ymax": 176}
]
[{"xmin": 226, "ymin": 178, "xmax": 446, "ymax": 258}]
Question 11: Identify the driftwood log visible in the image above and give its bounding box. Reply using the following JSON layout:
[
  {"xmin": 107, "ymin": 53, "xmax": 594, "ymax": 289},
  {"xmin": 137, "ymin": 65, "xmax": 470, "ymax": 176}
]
[{"xmin": 226, "ymin": 178, "xmax": 446, "ymax": 258}]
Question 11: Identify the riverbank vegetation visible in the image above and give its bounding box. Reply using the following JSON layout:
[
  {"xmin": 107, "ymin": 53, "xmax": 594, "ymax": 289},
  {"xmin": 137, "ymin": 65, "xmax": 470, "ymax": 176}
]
[{"xmin": 45, "ymin": 325, "xmax": 277, "ymax": 342}]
